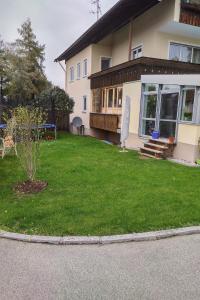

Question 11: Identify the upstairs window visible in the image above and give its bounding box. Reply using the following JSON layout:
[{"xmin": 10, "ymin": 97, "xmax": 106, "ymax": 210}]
[
  {"xmin": 132, "ymin": 46, "xmax": 143, "ymax": 60},
  {"xmin": 83, "ymin": 59, "xmax": 88, "ymax": 77},
  {"xmin": 101, "ymin": 57, "xmax": 112, "ymax": 71},
  {"xmin": 77, "ymin": 63, "xmax": 81, "ymax": 79},
  {"xmin": 69, "ymin": 66, "xmax": 74, "ymax": 82},
  {"xmin": 169, "ymin": 43, "xmax": 200, "ymax": 64}
]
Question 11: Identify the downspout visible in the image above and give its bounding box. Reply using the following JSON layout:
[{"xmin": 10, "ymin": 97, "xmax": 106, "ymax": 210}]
[{"xmin": 128, "ymin": 18, "xmax": 134, "ymax": 61}]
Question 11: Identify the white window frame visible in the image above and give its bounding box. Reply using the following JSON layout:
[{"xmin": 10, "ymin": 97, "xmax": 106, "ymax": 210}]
[
  {"xmin": 77, "ymin": 63, "xmax": 81, "ymax": 80},
  {"xmin": 180, "ymin": 86, "xmax": 197, "ymax": 123},
  {"xmin": 132, "ymin": 45, "xmax": 143, "ymax": 60},
  {"xmin": 69, "ymin": 66, "xmax": 74, "ymax": 82},
  {"xmin": 83, "ymin": 59, "xmax": 88, "ymax": 77},
  {"xmin": 83, "ymin": 95, "xmax": 87, "ymax": 112},
  {"xmin": 100, "ymin": 56, "xmax": 112, "ymax": 71},
  {"xmin": 140, "ymin": 83, "xmax": 200, "ymax": 139},
  {"xmin": 168, "ymin": 42, "xmax": 200, "ymax": 64}
]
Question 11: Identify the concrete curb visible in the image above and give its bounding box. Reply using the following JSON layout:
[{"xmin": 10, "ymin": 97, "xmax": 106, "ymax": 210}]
[{"xmin": 0, "ymin": 226, "xmax": 200, "ymax": 245}]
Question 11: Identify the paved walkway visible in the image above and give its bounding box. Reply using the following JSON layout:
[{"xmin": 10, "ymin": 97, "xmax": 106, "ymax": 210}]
[{"xmin": 0, "ymin": 234, "xmax": 200, "ymax": 300}]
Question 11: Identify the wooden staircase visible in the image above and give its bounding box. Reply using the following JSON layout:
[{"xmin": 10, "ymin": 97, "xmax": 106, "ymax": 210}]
[{"xmin": 140, "ymin": 139, "xmax": 175, "ymax": 160}]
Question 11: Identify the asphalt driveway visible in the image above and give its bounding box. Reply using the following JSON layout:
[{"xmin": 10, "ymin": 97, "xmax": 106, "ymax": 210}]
[{"xmin": 0, "ymin": 235, "xmax": 200, "ymax": 300}]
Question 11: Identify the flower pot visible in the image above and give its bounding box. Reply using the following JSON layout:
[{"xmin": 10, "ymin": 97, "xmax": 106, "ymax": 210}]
[
  {"xmin": 168, "ymin": 136, "xmax": 175, "ymax": 144},
  {"xmin": 152, "ymin": 131, "xmax": 160, "ymax": 140}
]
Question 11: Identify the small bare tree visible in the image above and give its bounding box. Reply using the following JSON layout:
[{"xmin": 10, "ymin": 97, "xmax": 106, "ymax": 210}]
[{"xmin": 13, "ymin": 106, "xmax": 46, "ymax": 182}]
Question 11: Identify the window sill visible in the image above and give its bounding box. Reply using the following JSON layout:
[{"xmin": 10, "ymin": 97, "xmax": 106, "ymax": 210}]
[
  {"xmin": 82, "ymin": 111, "xmax": 87, "ymax": 114},
  {"xmin": 178, "ymin": 121, "xmax": 198, "ymax": 125}
]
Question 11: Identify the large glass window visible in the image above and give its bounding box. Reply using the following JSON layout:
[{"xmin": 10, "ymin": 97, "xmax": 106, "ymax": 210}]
[
  {"xmin": 142, "ymin": 120, "xmax": 155, "ymax": 136},
  {"xmin": 160, "ymin": 93, "xmax": 179, "ymax": 120},
  {"xmin": 143, "ymin": 95, "xmax": 157, "ymax": 119},
  {"xmin": 141, "ymin": 86, "xmax": 158, "ymax": 136},
  {"xmin": 180, "ymin": 46, "xmax": 192, "ymax": 62},
  {"xmin": 141, "ymin": 84, "xmax": 199, "ymax": 139},
  {"xmin": 181, "ymin": 88, "xmax": 195, "ymax": 122},
  {"xmin": 169, "ymin": 43, "xmax": 200, "ymax": 64}
]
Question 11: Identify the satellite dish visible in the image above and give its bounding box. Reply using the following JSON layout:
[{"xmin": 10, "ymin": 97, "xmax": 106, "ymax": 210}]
[{"xmin": 72, "ymin": 117, "xmax": 83, "ymax": 128}]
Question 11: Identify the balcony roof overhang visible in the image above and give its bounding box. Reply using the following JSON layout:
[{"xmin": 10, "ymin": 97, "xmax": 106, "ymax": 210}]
[
  {"xmin": 55, "ymin": 0, "xmax": 161, "ymax": 62},
  {"xmin": 89, "ymin": 57, "xmax": 200, "ymax": 89}
]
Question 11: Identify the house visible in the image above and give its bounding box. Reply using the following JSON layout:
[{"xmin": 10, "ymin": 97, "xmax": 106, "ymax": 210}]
[{"xmin": 55, "ymin": 0, "xmax": 200, "ymax": 163}]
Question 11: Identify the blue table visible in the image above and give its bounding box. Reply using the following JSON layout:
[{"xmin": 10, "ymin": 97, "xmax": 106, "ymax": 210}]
[
  {"xmin": 0, "ymin": 124, "xmax": 6, "ymax": 129},
  {"xmin": 0, "ymin": 124, "xmax": 57, "ymax": 139}
]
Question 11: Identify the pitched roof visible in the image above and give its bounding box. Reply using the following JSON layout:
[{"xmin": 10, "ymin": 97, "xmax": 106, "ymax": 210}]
[{"xmin": 55, "ymin": 0, "xmax": 160, "ymax": 62}]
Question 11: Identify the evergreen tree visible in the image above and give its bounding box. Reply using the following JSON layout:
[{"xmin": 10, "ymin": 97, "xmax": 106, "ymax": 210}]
[{"xmin": 6, "ymin": 19, "xmax": 47, "ymax": 105}]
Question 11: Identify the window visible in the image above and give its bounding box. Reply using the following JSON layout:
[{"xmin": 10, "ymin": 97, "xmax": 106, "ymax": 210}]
[
  {"xmin": 193, "ymin": 48, "xmax": 200, "ymax": 64},
  {"xmin": 132, "ymin": 46, "xmax": 142, "ymax": 60},
  {"xmin": 100, "ymin": 87, "xmax": 123, "ymax": 111},
  {"xmin": 77, "ymin": 63, "xmax": 81, "ymax": 79},
  {"xmin": 169, "ymin": 43, "xmax": 200, "ymax": 64},
  {"xmin": 83, "ymin": 96, "xmax": 87, "ymax": 112},
  {"xmin": 117, "ymin": 87, "xmax": 123, "ymax": 108},
  {"xmin": 181, "ymin": 87, "xmax": 195, "ymax": 122},
  {"xmin": 83, "ymin": 59, "xmax": 88, "ymax": 77},
  {"xmin": 101, "ymin": 57, "xmax": 111, "ymax": 71},
  {"xmin": 69, "ymin": 66, "xmax": 74, "ymax": 82},
  {"xmin": 108, "ymin": 89, "xmax": 113, "ymax": 107}
]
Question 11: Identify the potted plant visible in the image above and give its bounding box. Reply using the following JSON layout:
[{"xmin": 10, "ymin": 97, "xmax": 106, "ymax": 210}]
[{"xmin": 168, "ymin": 136, "xmax": 175, "ymax": 144}]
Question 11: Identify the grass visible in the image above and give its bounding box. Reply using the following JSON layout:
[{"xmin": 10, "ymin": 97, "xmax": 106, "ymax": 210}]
[{"xmin": 0, "ymin": 133, "xmax": 200, "ymax": 236}]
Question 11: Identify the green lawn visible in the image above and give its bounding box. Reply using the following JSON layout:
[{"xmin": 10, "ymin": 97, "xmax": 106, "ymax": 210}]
[{"xmin": 0, "ymin": 133, "xmax": 200, "ymax": 236}]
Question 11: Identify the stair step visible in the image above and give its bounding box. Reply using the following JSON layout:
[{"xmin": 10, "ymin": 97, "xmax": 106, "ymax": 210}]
[
  {"xmin": 149, "ymin": 139, "xmax": 174, "ymax": 145},
  {"xmin": 139, "ymin": 152, "xmax": 162, "ymax": 160},
  {"xmin": 144, "ymin": 142, "xmax": 168, "ymax": 150},
  {"xmin": 140, "ymin": 147, "xmax": 163, "ymax": 154}
]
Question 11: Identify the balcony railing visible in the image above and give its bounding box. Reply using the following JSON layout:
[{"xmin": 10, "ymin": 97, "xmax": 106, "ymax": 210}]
[
  {"xmin": 90, "ymin": 113, "xmax": 121, "ymax": 133},
  {"xmin": 89, "ymin": 57, "xmax": 200, "ymax": 89},
  {"xmin": 180, "ymin": 0, "xmax": 200, "ymax": 27}
]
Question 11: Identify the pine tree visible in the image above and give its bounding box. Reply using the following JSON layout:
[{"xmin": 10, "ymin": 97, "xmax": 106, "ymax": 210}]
[{"xmin": 7, "ymin": 19, "xmax": 47, "ymax": 105}]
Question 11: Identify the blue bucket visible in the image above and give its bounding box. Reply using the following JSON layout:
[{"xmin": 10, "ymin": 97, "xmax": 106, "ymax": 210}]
[{"xmin": 152, "ymin": 131, "xmax": 160, "ymax": 139}]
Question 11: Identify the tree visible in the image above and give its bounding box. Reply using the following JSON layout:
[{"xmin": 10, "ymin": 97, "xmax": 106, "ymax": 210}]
[
  {"xmin": 6, "ymin": 19, "xmax": 48, "ymax": 105},
  {"xmin": 12, "ymin": 106, "xmax": 46, "ymax": 182},
  {"xmin": 0, "ymin": 38, "xmax": 8, "ymax": 120},
  {"xmin": 36, "ymin": 86, "xmax": 74, "ymax": 125}
]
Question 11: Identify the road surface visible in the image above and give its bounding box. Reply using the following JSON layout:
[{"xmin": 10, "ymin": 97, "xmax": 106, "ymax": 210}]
[{"xmin": 0, "ymin": 234, "xmax": 200, "ymax": 300}]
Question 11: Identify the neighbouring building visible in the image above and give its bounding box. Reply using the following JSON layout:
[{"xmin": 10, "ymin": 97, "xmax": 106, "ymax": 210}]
[{"xmin": 55, "ymin": 0, "xmax": 200, "ymax": 163}]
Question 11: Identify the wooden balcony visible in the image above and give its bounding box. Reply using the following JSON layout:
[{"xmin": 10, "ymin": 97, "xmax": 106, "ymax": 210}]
[
  {"xmin": 90, "ymin": 113, "xmax": 121, "ymax": 133},
  {"xmin": 180, "ymin": 1, "xmax": 200, "ymax": 27},
  {"xmin": 89, "ymin": 57, "xmax": 200, "ymax": 89}
]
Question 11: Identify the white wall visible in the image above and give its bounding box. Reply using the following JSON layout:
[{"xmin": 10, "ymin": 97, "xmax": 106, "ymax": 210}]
[{"xmin": 66, "ymin": 46, "xmax": 92, "ymax": 129}]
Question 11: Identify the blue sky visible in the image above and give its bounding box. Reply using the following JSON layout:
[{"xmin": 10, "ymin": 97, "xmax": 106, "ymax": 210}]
[{"xmin": 0, "ymin": 0, "xmax": 118, "ymax": 88}]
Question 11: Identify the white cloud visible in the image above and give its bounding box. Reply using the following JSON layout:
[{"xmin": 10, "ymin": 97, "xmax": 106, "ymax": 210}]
[{"xmin": 0, "ymin": 0, "xmax": 118, "ymax": 89}]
